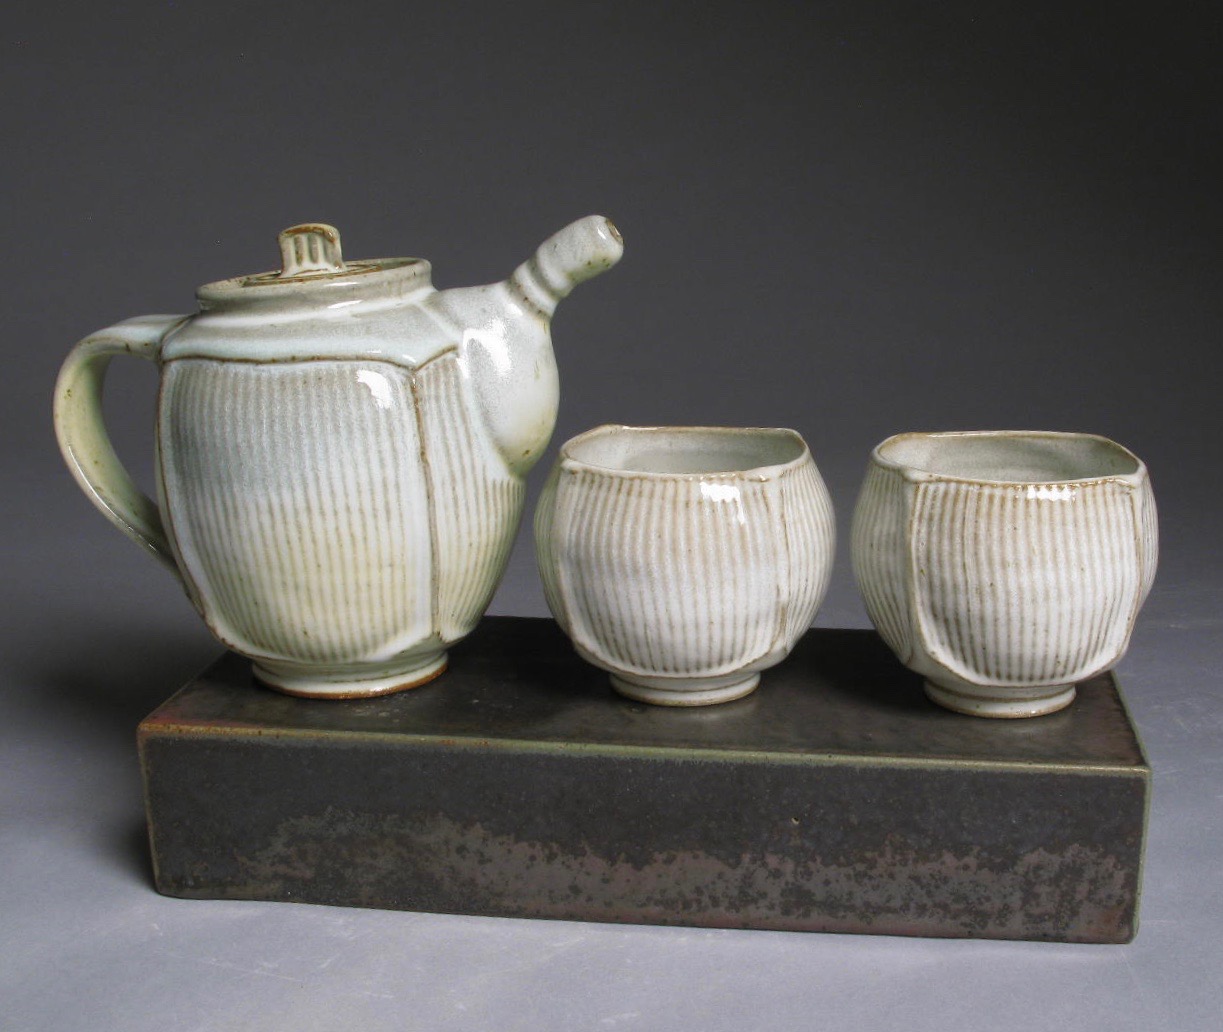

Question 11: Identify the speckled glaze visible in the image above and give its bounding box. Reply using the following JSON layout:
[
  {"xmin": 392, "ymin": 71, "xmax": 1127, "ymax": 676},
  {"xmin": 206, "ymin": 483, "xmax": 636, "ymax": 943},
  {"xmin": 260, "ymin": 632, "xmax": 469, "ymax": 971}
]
[
  {"xmin": 536, "ymin": 425, "xmax": 836, "ymax": 706},
  {"xmin": 851, "ymin": 431, "xmax": 1158, "ymax": 718},
  {"xmin": 54, "ymin": 219, "xmax": 623, "ymax": 697}
]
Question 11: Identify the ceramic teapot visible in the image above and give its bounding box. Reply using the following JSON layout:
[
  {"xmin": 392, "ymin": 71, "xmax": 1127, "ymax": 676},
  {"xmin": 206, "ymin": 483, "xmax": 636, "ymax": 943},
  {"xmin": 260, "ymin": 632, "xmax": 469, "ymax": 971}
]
[{"xmin": 54, "ymin": 217, "xmax": 623, "ymax": 697}]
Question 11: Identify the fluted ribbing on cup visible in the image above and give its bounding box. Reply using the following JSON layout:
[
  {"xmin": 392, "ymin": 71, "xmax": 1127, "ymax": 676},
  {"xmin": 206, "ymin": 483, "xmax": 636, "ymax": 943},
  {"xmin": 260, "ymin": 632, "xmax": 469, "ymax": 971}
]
[
  {"xmin": 779, "ymin": 460, "xmax": 837, "ymax": 644},
  {"xmin": 1137, "ymin": 482, "xmax": 1160, "ymax": 603},
  {"xmin": 852, "ymin": 467, "xmax": 1158, "ymax": 689},
  {"xmin": 538, "ymin": 454, "xmax": 835, "ymax": 681},
  {"xmin": 534, "ymin": 465, "xmax": 567, "ymax": 633},
  {"xmin": 916, "ymin": 480, "xmax": 1145, "ymax": 685},
  {"xmin": 158, "ymin": 355, "xmax": 522, "ymax": 668},
  {"xmin": 850, "ymin": 463, "xmax": 914, "ymax": 664}
]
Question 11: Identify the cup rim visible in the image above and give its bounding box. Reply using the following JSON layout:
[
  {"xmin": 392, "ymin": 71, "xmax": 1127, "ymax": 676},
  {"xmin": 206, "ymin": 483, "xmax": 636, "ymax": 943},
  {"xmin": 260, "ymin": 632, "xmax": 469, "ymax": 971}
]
[
  {"xmin": 870, "ymin": 430, "xmax": 1148, "ymax": 487},
  {"xmin": 559, "ymin": 424, "xmax": 812, "ymax": 480}
]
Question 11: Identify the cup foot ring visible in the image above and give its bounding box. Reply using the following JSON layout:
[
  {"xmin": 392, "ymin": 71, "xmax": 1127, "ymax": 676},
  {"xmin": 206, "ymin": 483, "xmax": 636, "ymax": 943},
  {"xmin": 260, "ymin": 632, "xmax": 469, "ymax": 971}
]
[
  {"xmin": 610, "ymin": 672, "xmax": 761, "ymax": 707},
  {"xmin": 923, "ymin": 680, "xmax": 1076, "ymax": 718}
]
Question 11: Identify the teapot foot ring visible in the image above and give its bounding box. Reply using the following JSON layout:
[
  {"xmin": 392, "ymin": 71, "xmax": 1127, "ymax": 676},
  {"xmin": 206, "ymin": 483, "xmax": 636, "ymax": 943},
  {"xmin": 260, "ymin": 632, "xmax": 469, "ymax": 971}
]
[{"xmin": 253, "ymin": 654, "xmax": 448, "ymax": 699}]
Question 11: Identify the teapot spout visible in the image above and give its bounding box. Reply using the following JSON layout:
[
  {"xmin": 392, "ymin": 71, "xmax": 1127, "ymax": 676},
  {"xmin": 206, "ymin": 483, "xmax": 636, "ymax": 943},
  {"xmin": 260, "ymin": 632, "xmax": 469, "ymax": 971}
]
[
  {"xmin": 509, "ymin": 215, "xmax": 624, "ymax": 316},
  {"xmin": 427, "ymin": 214, "xmax": 623, "ymax": 477}
]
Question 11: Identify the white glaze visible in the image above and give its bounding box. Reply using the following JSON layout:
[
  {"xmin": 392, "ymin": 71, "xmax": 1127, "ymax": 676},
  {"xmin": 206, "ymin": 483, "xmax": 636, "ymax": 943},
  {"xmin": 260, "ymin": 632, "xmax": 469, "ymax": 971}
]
[
  {"xmin": 536, "ymin": 425, "xmax": 836, "ymax": 706},
  {"xmin": 55, "ymin": 219, "xmax": 623, "ymax": 697},
  {"xmin": 851, "ymin": 431, "xmax": 1158, "ymax": 718}
]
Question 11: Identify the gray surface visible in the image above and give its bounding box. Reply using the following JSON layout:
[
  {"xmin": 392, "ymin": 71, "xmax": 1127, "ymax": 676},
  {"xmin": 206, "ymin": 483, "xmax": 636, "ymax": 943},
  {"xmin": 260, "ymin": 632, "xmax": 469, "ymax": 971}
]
[{"xmin": 3, "ymin": 2, "xmax": 1221, "ymax": 1029}]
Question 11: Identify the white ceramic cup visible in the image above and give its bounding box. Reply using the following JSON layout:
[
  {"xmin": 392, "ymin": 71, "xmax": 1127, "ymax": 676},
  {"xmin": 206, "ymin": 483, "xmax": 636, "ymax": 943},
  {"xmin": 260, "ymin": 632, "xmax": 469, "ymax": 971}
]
[
  {"xmin": 851, "ymin": 431, "xmax": 1158, "ymax": 718},
  {"xmin": 535, "ymin": 425, "xmax": 836, "ymax": 706}
]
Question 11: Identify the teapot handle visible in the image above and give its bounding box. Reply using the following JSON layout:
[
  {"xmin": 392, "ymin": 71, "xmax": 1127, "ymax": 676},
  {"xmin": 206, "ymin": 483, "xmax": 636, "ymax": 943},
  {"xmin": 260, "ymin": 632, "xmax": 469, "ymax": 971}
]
[{"xmin": 53, "ymin": 314, "xmax": 190, "ymax": 571}]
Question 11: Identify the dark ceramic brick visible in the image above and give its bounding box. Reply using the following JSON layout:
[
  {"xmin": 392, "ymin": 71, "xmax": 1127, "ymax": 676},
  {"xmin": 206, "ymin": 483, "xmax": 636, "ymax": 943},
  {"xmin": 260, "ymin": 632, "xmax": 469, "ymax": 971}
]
[{"xmin": 140, "ymin": 617, "xmax": 1149, "ymax": 942}]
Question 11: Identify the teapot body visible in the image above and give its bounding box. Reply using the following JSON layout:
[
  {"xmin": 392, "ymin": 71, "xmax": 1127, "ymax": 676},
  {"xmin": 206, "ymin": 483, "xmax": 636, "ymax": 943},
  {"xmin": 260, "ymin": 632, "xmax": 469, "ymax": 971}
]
[
  {"xmin": 157, "ymin": 349, "xmax": 527, "ymax": 697},
  {"xmin": 55, "ymin": 218, "xmax": 622, "ymax": 697}
]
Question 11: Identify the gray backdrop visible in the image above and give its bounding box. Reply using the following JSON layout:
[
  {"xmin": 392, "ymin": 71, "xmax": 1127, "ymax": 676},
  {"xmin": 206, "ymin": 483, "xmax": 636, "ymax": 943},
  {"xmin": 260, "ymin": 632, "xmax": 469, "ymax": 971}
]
[{"xmin": 3, "ymin": 2, "xmax": 1220, "ymax": 1029}]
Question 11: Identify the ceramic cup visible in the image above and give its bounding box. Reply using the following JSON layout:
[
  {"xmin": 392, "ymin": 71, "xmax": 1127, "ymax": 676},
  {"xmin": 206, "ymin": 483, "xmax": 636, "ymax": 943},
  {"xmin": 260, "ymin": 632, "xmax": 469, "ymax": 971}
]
[
  {"xmin": 535, "ymin": 425, "xmax": 836, "ymax": 706},
  {"xmin": 851, "ymin": 431, "xmax": 1158, "ymax": 718}
]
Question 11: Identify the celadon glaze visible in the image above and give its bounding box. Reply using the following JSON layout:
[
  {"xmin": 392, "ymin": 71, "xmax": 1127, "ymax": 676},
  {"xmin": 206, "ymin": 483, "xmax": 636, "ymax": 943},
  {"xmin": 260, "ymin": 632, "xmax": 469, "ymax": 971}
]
[
  {"xmin": 851, "ymin": 431, "xmax": 1158, "ymax": 718},
  {"xmin": 536, "ymin": 425, "xmax": 836, "ymax": 706},
  {"xmin": 54, "ymin": 219, "xmax": 623, "ymax": 697}
]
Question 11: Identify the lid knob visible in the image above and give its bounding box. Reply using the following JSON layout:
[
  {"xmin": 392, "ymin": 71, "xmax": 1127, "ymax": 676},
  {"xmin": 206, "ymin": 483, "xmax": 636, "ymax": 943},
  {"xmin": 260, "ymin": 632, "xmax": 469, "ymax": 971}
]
[{"xmin": 276, "ymin": 223, "xmax": 345, "ymax": 278}]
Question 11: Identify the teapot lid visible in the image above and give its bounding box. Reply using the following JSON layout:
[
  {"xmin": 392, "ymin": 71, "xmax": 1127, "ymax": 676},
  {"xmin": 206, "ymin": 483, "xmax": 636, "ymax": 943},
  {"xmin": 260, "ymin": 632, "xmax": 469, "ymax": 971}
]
[{"xmin": 196, "ymin": 224, "xmax": 431, "ymax": 311}]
